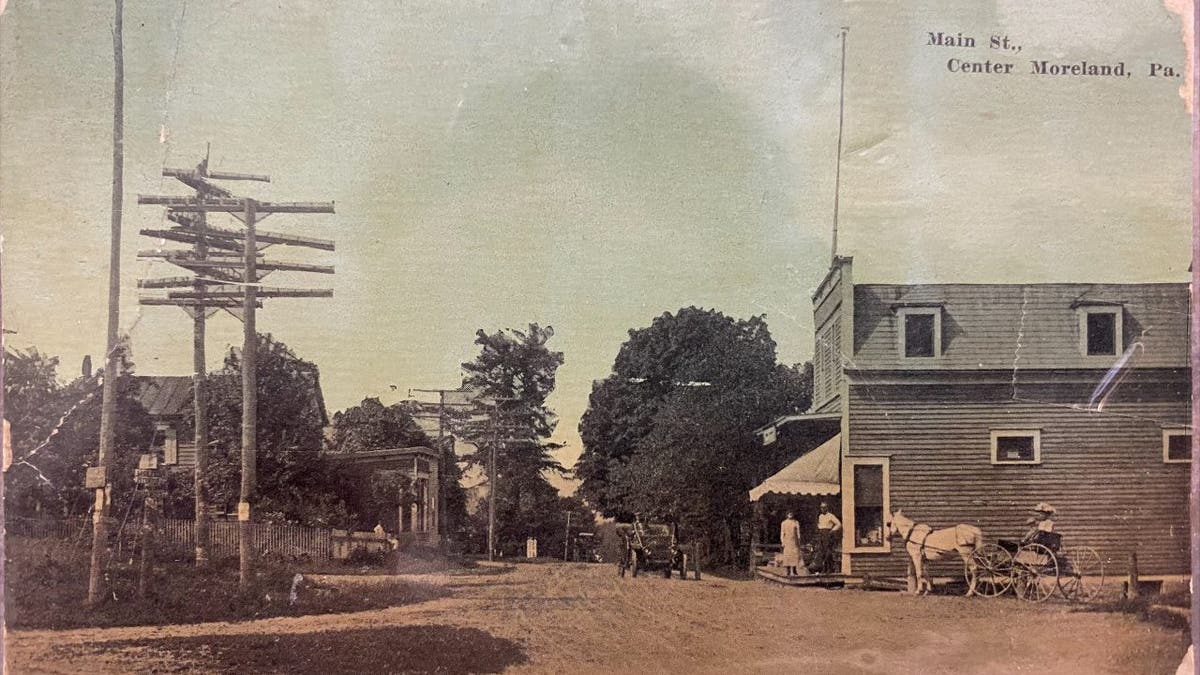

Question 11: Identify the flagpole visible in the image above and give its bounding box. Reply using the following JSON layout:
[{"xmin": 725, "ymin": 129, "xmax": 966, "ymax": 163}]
[{"xmin": 831, "ymin": 26, "xmax": 849, "ymax": 264}]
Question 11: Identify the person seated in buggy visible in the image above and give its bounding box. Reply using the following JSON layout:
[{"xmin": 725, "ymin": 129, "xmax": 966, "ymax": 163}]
[
  {"xmin": 1021, "ymin": 502, "xmax": 1058, "ymax": 549},
  {"xmin": 999, "ymin": 502, "xmax": 1060, "ymax": 553}
]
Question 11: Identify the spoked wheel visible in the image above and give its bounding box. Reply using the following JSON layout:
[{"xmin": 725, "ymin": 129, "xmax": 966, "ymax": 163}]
[
  {"xmin": 1058, "ymin": 546, "xmax": 1104, "ymax": 602},
  {"xmin": 1013, "ymin": 543, "xmax": 1058, "ymax": 603},
  {"xmin": 971, "ymin": 543, "xmax": 1014, "ymax": 598}
]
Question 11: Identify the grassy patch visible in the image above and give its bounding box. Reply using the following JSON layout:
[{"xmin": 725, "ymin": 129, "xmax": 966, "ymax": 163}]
[
  {"xmin": 56, "ymin": 625, "xmax": 527, "ymax": 674},
  {"xmin": 1084, "ymin": 593, "xmax": 1191, "ymax": 633},
  {"xmin": 5, "ymin": 538, "xmax": 447, "ymax": 630}
]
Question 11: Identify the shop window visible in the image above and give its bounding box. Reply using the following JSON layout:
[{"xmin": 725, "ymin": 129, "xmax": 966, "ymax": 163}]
[{"xmin": 853, "ymin": 464, "xmax": 885, "ymax": 548}]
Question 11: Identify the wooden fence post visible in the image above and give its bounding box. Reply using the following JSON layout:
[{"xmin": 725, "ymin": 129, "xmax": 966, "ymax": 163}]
[{"xmin": 1126, "ymin": 551, "xmax": 1140, "ymax": 599}]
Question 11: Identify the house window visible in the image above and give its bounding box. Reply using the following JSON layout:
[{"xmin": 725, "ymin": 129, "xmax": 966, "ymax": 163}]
[
  {"xmin": 1164, "ymin": 429, "xmax": 1192, "ymax": 464},
  {"xmin": 845, "ymin": 457, "xmax": 890, "ymax": 553},
  {"xmin": 154, "ymin": 423, "xmax": 179, "ymax": 465},
  {"xmin": 990, "ymin": 429, "xmax": 1041, "ymax": 465},
  {"xmin": 897, "ymin": 308, "xmax": 941, "ymax": 358},
  {"xmin": 1078, "ymin": 307, "xmax": 1122, "ymax": 357}
]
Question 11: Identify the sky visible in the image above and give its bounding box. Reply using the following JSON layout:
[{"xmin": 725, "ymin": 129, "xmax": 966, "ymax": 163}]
[{"xmin": 1, "ymin": 0, "xmax": 1192, "ymax": 493}]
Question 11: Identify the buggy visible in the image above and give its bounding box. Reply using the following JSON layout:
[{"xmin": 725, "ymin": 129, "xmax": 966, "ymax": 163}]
[{"xmin": 970, "ymin": 531, "xmax": 1105, "ymax": 602}]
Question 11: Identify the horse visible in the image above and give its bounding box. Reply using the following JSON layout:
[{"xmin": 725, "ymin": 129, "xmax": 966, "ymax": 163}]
[{"xmin": 884, "ymin": 509, "xmax": 984, "ymax": 596}]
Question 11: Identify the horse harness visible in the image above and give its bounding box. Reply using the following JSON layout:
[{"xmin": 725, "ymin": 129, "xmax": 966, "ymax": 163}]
[{"xmin": 900, "ymin": 521, "xmax": 958, "ymax": 558}]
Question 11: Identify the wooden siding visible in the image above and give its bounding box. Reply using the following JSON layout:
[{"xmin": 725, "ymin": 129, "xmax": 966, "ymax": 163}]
[
  {"xmin": 852, "ymin": 283, "xmax": 1189, "ymax": 371},
  {"xmin": 845, "ymin": 376, "xmax": 1190, "ymax": 578},
  {"xmin": 811, "ymin": 260, "xmax": 849, "ymax": 409}
]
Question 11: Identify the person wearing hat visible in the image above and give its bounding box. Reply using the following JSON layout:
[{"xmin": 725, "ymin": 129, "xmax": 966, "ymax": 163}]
[
  {"xmin": 811, "ymin": 502, "xmax": 842, "ymax": 575},
  {"xmin": 1021, "ymin": 502, "xmax": 1056, "ymax": 547}
]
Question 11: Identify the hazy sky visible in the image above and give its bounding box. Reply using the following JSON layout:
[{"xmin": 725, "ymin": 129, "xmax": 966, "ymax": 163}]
[{"xmin": 2, "ymin": 1, "xmax": 1191, "ymax": 491}]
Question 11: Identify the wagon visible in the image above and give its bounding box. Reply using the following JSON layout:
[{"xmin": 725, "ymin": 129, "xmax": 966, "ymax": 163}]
[
  {"xmin": 615, "ymin": 521, "xmax": 701, "ymax": 580},
  {"xmin": 970, "ymin": 532, "xmax": 1104, "ymax": 602}
]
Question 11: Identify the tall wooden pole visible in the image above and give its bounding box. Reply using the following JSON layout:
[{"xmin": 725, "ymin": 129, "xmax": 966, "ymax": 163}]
[
  {"xmin": 88, "ymin": 0, "xmax": 123, "ymax": 606},
  {"xmin": 238, "ymin": 198, "xmax": 258, "ymax": 588},
  {"xmin": 192, "ymin": 157, "xmax": 211, "ymax": 568}
]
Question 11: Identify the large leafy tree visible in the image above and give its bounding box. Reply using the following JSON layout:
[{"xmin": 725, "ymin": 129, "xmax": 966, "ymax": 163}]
[
  {"xmin": 4, "ymin": 346, "xmax": 152, "ymax": 519},
  {"xmin": 458, "ymin": 323, "xmax": 565, "ymax": 554},
  {"xmin": 330, "ymin": 397, "xmax": 432, "ymax": 453},
  {"xmin": 184, "ymin": 334, "xmax": 352, "ymax": 527},
  {"xmin": 577, "ymin": 308, "xmax": 811, "ymax": 563}
]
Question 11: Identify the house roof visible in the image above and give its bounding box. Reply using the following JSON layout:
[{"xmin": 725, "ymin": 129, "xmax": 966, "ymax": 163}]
[
  {"xmin": 137, "ymin": 376, "xmax": 194, "ymax": 418},
  {"xmin": 749, "ymin": 434, "xmax": 841, "ymax": 501}
]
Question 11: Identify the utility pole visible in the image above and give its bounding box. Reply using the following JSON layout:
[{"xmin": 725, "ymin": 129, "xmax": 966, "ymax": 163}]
[
  {"xmin": 139, "ymin": 184, "xmax": 334, "ymax": 590},
  {"xmin": 142, "ymin": 149, "xmax": 271, "ymax": 568},
  {"xmin": 87, "ymin": 0, "xmax": 123, "ymax": 606},
  {"xmin": 239, "ymin": 198, "xmax": 257, "ymax": 587}
]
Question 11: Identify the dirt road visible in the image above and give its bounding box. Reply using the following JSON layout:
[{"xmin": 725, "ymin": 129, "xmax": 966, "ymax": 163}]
[{"xmin": 6, "ymin": 562, "xmax": 1188, "ymax": 674}]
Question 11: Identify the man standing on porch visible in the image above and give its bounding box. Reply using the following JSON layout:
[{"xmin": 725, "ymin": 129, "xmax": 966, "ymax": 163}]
[
  {"xmin": 779, "ymin": 511, "xmax": 805, "ymax": 576},
  {"xmin": 812, "ymin": 502, "xmax": 842, "ymax": 574}
]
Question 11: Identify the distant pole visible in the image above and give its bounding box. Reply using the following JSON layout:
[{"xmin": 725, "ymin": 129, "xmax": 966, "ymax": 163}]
[
  {"xmin": 830, "ymin": 26, "xmax": 848, "ymax": 265},
  {"xmin": 488, "ymin": 402, "xmax": 498, "ymax": 562},
  {"xmin": 238, "ymin": 198, "xmax": 258, "ymax": 588},
  {"xmin": 564, "ymin": 510, "xmax": 571, "ymax": 561},
  {"xmin": 87, "ymin": 0, "xmax": 123, "ymax": 606}
]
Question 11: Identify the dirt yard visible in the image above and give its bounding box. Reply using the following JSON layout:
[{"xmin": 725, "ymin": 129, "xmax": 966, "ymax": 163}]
[{"xmin": 6, "ymin": 561, "xmax": 1189, "ymax": 674}]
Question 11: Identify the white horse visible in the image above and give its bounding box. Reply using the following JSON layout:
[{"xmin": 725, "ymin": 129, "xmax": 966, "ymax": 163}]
[{"xmin": 884, "ymin": 509, "xmax": 983, "ymax": 596}]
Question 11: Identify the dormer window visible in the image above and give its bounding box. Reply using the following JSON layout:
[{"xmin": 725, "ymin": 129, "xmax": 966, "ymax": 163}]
[
  {"xmin": 897, "ymin": 307, "xmax": 942, "ymax": 358},
  {"xmin": 1077, "ymin": 306, "xmax": 1122, "ymax": 357}
]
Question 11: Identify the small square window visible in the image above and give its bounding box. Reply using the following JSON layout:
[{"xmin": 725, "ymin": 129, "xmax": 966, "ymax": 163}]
[
  {"xmin": 1078, "ymin": 307, "xmax": 1122, "ymax": 357},
  {"xmin": 1164, "ymin": 430, "xmax": 1191, "ymax": 464},
  {"xmin": 898, "ymin": 308, "xmax": 941, "ymax": 358},
  {"xmin": 991, "ymin": 430, "xmax": 1041, "ymax": 465}
]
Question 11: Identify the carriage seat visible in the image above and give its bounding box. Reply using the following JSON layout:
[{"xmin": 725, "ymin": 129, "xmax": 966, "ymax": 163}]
[{"xmin": 999, "ymin": 531, "xmax": 1061, "ymax": 553}]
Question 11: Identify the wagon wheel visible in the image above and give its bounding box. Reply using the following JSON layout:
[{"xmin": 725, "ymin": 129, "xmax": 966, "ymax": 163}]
[
  {"xmin": 1057, "ymin": 546, "xmax": 1104, "ymax": 602},
  {"xmin": 971, "ymin": 543, "xmax": 1014, "ymax": 598},
  {"xmin": 1012, "ymin": 543, "xmax": 1058, "ymax": 603}
]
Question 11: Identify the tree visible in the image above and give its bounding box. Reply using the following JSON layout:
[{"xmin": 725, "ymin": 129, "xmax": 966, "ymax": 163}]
[
  {"xmin": 458, "ymin": 323, "xmax": 565, "ymax": 554},
  {"xmin": 330, "ymin": 397, "xmax": 432, "ymax": 454},
  {"xmin": 3, "ymin": 346, "xmax": 152, "ymax": 520},
  {"xmin": 197, "ymin": 334, "xmax": 351, "ymax": 527},
  {"xmin": 577, "ymin": 307, "xmax": 811, "ymax": 563}
]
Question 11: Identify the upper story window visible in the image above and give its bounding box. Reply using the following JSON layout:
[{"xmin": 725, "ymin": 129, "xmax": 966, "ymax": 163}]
[
  {"xmin": 991, "ymin": 429, "xmax": 1041, "ymax": 465},
  {"xmin": 897, "ymin": 307, "xmax": 941, "ymax": 358},
  {"xmin": 1163, "ymin": 429, "xmax": 1191, "ymax": 464},
  {"xmin": 1077, "ymin": 306, "xmax": 1123, "ymax": 357}
]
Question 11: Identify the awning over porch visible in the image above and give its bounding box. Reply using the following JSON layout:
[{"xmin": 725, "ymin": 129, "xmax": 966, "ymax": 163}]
[{"xmin": 748, "ymin": 434, "xmax": 841, "ymax": 501}]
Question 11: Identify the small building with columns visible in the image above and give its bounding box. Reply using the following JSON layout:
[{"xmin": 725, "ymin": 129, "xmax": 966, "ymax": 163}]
[{"xmin": 328, "ymin": 446, "xmax": 441, "ymax": 547}]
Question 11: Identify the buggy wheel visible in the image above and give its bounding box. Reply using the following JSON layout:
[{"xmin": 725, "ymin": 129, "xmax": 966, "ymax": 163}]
[
  {"xmin": 971, "ymin": 543, "xmax": 1014, "ymax": 598},
  {"xmin": 1013, "ymin": 543, "xmax": 1058, "ymax": 603},
  {"xmin": 1058, "ymin": 546, "xmax": 1104, "ymax": 602}
]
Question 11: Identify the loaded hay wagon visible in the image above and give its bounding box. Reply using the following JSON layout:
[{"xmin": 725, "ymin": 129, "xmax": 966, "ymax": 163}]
[{"xmin": 615, "ymin": 521, "xmax": 701, "ymax": 580}]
